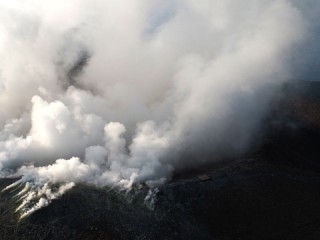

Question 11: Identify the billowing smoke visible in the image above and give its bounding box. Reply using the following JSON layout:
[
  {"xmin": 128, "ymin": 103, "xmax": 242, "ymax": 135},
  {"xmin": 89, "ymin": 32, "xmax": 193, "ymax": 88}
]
[{"xmin": 0, "ymin": 0, "xmax": 318, "ymax": 217}]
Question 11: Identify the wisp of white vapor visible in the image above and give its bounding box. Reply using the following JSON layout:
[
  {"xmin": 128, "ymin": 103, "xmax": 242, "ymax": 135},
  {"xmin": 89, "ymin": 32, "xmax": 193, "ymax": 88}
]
[{"xmin": 0, "ymin": 0, "xmax": 318, "ymax": 218}]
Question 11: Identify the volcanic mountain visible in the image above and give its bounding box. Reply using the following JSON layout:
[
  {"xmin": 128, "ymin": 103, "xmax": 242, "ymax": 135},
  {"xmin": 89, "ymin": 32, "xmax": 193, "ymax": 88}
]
[{"xmin": 1, "ymin": 81, "xmax": 320, "ymax": 240}]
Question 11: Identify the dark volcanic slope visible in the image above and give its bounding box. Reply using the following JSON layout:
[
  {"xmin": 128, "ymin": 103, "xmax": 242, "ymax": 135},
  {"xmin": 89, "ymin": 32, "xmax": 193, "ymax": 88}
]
[
  {"xmin": 1, "ymin": 81, "xmax": 320, "ymax": 240},
  {"xmin": 1, "ymin": 154, "xmax": 320, "ymax": 240}
]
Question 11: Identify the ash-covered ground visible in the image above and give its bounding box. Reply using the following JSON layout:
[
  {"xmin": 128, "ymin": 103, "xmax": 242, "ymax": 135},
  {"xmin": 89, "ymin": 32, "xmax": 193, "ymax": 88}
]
[{"xmin": 1, "ymin": 81, "xmax": 320, "ymax": 240}]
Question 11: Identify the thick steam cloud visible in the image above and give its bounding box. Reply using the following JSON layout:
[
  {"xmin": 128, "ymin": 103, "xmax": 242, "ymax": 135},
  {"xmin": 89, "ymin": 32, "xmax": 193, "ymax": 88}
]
[{"xmin": 0, "ymin": 0, "xmax": 318, "ymax": 217}]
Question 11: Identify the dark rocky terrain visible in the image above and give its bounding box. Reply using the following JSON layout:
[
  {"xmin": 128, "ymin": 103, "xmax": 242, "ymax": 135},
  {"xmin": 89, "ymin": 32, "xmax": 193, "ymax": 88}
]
[{"xmin": 1, "ymin": 81, "xmax": 320, "ymax": 240}]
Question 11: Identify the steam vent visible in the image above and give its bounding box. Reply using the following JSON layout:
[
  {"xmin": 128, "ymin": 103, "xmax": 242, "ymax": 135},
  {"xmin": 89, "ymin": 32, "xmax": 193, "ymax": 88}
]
[
  {"xmin": 1, "ymin": 1, "xmax": 320, "ymax": 240},
  {"xmin": 0, "ymin": 80, "xmax": 319, "ymax": 239}
]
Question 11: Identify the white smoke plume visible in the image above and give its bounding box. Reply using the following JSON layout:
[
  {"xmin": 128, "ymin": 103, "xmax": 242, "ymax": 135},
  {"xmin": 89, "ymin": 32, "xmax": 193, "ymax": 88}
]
[{"xmin": 0, "ymin": 0, "xmax": 318, "ymax": 217}]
